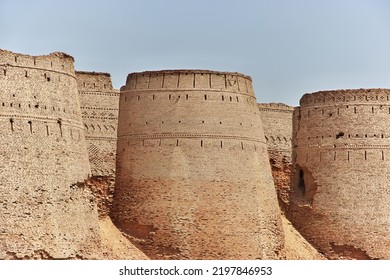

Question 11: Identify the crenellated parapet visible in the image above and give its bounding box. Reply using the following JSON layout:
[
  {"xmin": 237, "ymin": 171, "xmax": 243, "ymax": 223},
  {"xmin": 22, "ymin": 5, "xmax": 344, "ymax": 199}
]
[{"xmin": 123, "ymin": 70, "xmax": 255, "ymax": 97}]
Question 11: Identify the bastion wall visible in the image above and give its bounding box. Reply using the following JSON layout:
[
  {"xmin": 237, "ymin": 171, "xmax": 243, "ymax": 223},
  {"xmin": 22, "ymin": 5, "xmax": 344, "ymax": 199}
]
[
  {"xmin": 291, "ymin": 89, "xmax": 390, "ymax": 259},
  {"xmin": 258, "ymin": 103, "xmax": 294, "ymax": 213},
  {"xmin": 112, "ymin": 70, "xmax": 284, "ymax": 259},
  {"xmin": 76, "ymin": 71, "xmax": 119, "ymax": 177},
  {"xmin": 0, "ymin": 49, "xmax": 100, "ymax": 259}
]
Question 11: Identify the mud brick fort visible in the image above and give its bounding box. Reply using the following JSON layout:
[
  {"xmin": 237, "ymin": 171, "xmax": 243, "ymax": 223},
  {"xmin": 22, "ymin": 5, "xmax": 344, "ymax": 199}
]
[{"xmin": 0, "ymin": 49, "xmax": 388, "ymax": 260}]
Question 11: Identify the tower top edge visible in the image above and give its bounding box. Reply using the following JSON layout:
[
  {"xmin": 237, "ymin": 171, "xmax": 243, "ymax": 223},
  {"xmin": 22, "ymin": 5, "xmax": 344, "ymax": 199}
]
[
  {"xmin": 0, "ymin": 49, "xmax": 74, "ymax": 62},
  {"xmin": 126, "ymin": 69, "xmax": 252, "ymax": 81},
  {"xmin": 76, "ymin": 70, "xmax": 111, "ymax": 77}
]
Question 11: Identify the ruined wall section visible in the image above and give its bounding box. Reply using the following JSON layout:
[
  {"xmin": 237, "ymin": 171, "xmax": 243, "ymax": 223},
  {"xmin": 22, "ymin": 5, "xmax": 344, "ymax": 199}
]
[
  {"xmin": 76, "ymin": 71, "xmax": 119, "ymax": 177},
  {"xmin": 0, "ymin": 50, "xmax": 100, "ymax": 259},
  {"xmin": 258, "ymin": 103, "xmax": 294, "ymax": 213},
  {"xmin": 112, "ymin": 70, "xmax": 284, "ymax": 260},
  {"xmin": 291, "ymin": 89, "xmax": 390, "ymax": 259}
]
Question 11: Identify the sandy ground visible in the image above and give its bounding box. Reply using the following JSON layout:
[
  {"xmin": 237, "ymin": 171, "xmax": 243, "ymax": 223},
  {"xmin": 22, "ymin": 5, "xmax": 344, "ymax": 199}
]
[
  {"xmin": 282, "ymin": 215, "xmax": 326, "ymax": 260},
  {"xmin": 98, "ymin": 216, "xmax": 149, "ymax": 260}
]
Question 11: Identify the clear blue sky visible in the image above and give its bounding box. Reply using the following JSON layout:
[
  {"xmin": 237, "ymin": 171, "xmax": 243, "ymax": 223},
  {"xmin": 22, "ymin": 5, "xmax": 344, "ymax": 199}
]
[{"xmin": 1, "ymin": 0, "xmax": 390, "ymax": 105}]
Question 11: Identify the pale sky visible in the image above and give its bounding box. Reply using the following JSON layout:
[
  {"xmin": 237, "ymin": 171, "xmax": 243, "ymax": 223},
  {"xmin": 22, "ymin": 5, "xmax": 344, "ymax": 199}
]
[{"xmin": 1, "ymin": 0, "xmax": 390, "ymax": 105}]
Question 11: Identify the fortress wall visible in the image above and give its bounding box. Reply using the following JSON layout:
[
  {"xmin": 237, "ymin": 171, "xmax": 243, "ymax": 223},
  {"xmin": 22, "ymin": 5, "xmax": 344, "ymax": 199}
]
[
  {"xmin": 76, "ymin": 71, "xmax": 119, "ymax": 177},
  {"xmin": 112, "ymin": 70, "xmax": 284, "ymax": 259},
  {"xmin": 0, "ymin": 50, "xmax": 100, "ymax": 259},
  {"xmin": 291, "ymin": 89, "xmax": 390, "ymax": 259},
  {"xmin": 258, "ymin": 103, "xmax": 294, "ymax": 212}
]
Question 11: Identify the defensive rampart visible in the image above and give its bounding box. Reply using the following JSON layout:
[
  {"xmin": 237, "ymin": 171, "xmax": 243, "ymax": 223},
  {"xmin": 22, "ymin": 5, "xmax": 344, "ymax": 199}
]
[
  {"xmin": 112, "ymin": 70, "xmax": 284, "ymax": 259},
  {"xmin": 0, "ymin": 49, "xmax": 99, "ymax": 259},
  {"xmin": 258, "ymin": 103, "xmax": 294, "ymax": 212},
  {"xmin": 291, "ymin": 89, "xmax": 390, "ymax": 259},
  {"xmin": 76, "ymin": 71, "xmax": 119, "ymax": 176}
]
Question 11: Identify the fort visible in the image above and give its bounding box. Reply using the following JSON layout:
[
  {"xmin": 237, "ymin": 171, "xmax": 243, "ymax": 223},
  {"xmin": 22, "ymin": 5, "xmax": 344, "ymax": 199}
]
[
  {"xmin": 291, "ymin": 89, "xmax": 390, "ymax": 259},
  {"xmin": 258, "ymin": 103, "xmax": 294, "ymax": 213},
  {"xmin": 112, "ymin": 70, "xmax": 284, "ymax": 259},
  {"xmin": 0, "ymin": 49, "xmax": 99, "ymax": 259},
  {"xmin": 76, "ymin": 71, "xmax": 119, "ymax": 177},
  {"xmin": 0, "ymin": 49, "xmax": 388, "ymax": 260}
]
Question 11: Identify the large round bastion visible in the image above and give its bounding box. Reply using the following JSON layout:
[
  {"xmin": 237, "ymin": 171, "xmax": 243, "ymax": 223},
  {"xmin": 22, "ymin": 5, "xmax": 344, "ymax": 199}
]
[
  {"xmin": 112, "ymin": 69, "xmax": 284, "ymax": 259},
  {"xmin": 0, "ymin": 50, "xmax": 100, "ymax": 259},
  {"xmin": 291, "ymin": 89, "xmax": 390, "ymax": 259}
]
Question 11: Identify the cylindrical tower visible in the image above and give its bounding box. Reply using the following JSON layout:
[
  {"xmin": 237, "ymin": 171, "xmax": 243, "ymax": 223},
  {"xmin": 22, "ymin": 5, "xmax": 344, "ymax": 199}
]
[
  {"xmin": 258, "ymin": 103, "xmax": 294, "ymax": 213},
  {"xmin": 0, "ymin": 49, "xmax": 100, "ymax": 259},
  {"xmin": 291, "ymin": 89, "xmax": 390, "ymax": 259},
  {"xmin": 112, "ymin": 69, "xmax": 284, "ymax": 259},
  {"xmin": 76, "ymin": 71, "xmax": 119, "ymax": 177}
]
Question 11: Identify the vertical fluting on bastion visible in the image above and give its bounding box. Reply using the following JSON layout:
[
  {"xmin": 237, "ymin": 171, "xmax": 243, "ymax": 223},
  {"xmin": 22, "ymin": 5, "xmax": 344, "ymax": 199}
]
[
  {"xmin": 112, "ymin": 70, "xmax": 284, "ymax": 260},
  {"xmin": 291, "ymin": 89, "xmax": 390, "ymax": 259},
  {"xmin": 258, "ymin": 103, "xmax": 294, "ymax": 213},
  {"xmin": 0, "ymin": 50, "xmax": 100, "ymax": 259},
  {"xmin": 76, "ymin": 71, "xmax": 119, "ymax": 177}
]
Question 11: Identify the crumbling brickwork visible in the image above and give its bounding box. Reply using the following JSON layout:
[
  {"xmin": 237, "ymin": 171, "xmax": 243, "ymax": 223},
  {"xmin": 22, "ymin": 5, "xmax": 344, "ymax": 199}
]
[
  {"xmin": 258, "ymin": 103, "xmax": 293, "ymax": 213},
  {"xmin": 76, "ymin": 71, "xmax": 119, "ymax": 177},
  {"xmin": 112, "ymin": 70, "xmax": 285, "ymax": 260},
  {"xmin": 291, "ymin": 89, "xmax": 390, "ymax": 259},
  {"xmin": 0, "ymin": 49, "xmax": 101, "ymax": 259}
]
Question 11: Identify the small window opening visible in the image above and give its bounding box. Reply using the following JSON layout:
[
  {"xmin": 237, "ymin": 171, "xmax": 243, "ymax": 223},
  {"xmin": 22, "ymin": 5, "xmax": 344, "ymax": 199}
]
[
  {"xmin": 201, "ymin": 140, "xmax": 203, "ymax": 147},
  {"xmin": 28, "ymin": 121, "xmax": 33, "ymax": 134},
  {"xmin": 204, "ymin": 95, "xmax": 207, "ymax": 100},
  {"xmin": 10, "ymin": 118, "xmax": 14, "ymax": 131},
  {"xmin": 57, "ymin": 119, "xmax": 62, "ymax": 137},
  {"xmin": 336, "ymin": 132, "xmax": 344, "ymax": 139},
  {"xmin": 222, "ymin": 95, "xmax": 225, "ymax": 101}
]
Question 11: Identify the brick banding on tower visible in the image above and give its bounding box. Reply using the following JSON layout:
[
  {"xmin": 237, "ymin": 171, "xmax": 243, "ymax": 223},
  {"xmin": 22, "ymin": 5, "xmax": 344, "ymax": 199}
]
[
  {"xmin": 291, "ymin": 89, "xmax": 390, "ymax": 259},
  {"xmin": 76, "ymin": 71, "xmax": 119, "ymax": 177},
  {"xmin": 258, "ymin": 103, "xmax": 294, "ymax": 213},
  {"xmin": 112, "ymin": 69, "xmax": 284, "ymax": 259}
]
